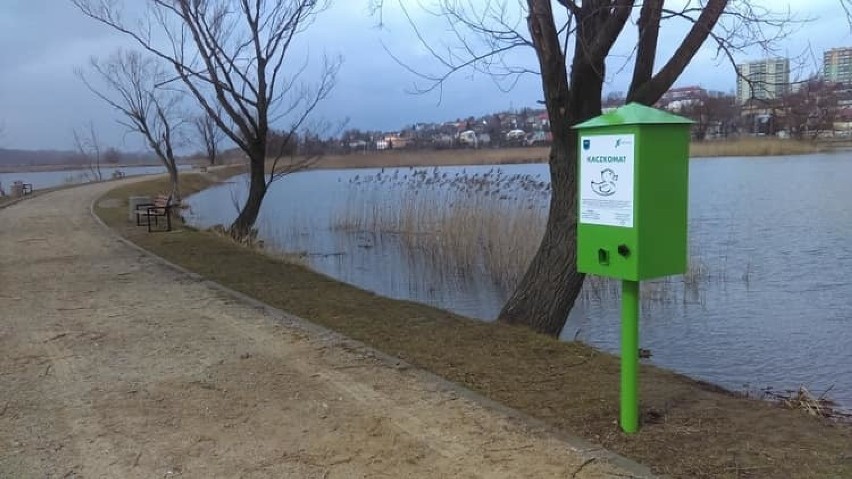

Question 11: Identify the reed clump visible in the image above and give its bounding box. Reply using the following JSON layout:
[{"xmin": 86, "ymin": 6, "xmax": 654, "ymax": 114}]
[
  {"xmin": 332, "ymin": 167, "xmax": 725, "ymax": 300},
  {"xmin": 333, "ymin": 168, "xmax": 548, "ymax": 291},
  {"xmin": 760, "ymin": 385, "xmax": 851, "ymax": 421}
]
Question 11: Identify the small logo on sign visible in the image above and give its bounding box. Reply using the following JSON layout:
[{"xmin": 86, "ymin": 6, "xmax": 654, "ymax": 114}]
[
  {"xmin": 591, "ymin": 168, "xmax": 618, "ymax": 197},
  {"xmin": 583, "ymin": 139, "xmax": 590, "ymax": 150}
]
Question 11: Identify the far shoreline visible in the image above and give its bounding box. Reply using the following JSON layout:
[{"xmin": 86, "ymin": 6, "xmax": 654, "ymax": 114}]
[
  {"xmin": 302, "ymin": 137, "xmax": 845, "ymax": 171},
  {"xmin": 3, "ymin": 138, "xmax": 848, "ymax": 175},
  {"xmin": 0, "ymin": 161, "xmax": 174, "ymax": 174}
]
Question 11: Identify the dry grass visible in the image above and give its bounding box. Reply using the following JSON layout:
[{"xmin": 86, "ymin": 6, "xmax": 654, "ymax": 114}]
[
  {"xmin": 205, "ymin": 222, "xmax": 310, "ymax": 267},
  {"xmin": 691, "ymin": 138, "xmax": 823, "ymax": 157}
]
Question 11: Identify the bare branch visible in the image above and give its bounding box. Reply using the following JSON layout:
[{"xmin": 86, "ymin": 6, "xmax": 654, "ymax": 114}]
[
  {"xmin": 554, "ymin": 0, "xmax": 579, "ymax": 16},
  {"xmin": 585, "ymin": 0, "xmax": 635, "ymax": 65},
  {"xmin": 193, "ymin": 107, "xmax": 225, "ymax": 166},
  {"xmin": 268, "ymin": 54, "xmax": 340, "ymax": 185},
  {"xmin": 628, "ymin": 0, "xmax": 726, "ymax": 104},
  {"xmin": 72, "ymin": 121, "xmax": 104, "ymax": 182},
  {"xmin": 78, "ymin": 49, "xmax": 183, "ymax": 199},
  {"xmin": 843, "ymin": 0, "xmax": 852, "ymax": 30},
  {"xmin": 377, "ymin": 0, "xmax": 535, "ymax": 99},
  {"xmin": 627, "ymin": 0, "xmax": 662, "ymax": 95}
]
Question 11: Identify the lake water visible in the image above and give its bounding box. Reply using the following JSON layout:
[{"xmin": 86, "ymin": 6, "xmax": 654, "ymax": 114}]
[
  {"xmin": 185, "ymin": 153, "xmax": 852, "ymax": 410},
  {"xmin": 0, "ymin": 165, "xmax": 188, "ymax": 191}
]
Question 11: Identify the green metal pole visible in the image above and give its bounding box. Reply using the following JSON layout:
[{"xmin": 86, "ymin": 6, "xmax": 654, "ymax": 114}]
[{"xmin": 621, "ymin": 279, "xmax": 640, "ymax": 434}]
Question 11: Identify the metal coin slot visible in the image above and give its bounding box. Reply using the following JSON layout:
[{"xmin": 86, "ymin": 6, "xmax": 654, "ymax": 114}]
[{"xmin": 598, "ymin": 248, "xmax": 610, "ymax": 265}]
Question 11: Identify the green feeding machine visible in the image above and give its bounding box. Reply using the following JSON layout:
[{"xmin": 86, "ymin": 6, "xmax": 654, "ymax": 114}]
[{"xmin": 573, "ymin": 103, "xmax": 692, "ymax": 434}]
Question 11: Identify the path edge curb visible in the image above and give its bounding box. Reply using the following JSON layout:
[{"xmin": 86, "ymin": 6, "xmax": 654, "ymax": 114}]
[{"xmin": 89, "ymin": 193, "xmax": 659, "ymax": 479}]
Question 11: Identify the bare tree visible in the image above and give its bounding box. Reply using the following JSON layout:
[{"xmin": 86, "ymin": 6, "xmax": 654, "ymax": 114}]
[
  {"xmin": 375, "ymin": 0, "xmax": 802, "ymax": 336},
  {"xmin": 103, "ymin": 147, "xmax": 122, "ymax": 164},
  {"xmin": 73, "ymin": 121, "xmax": 104, "ymax": 182},
  {"xmin": 193, "ymin": 109, "xmax": 224, "ymax": 166},
  {"xmin": 781, "ymin": 77, "xmax": 841, "ymax": 140},
  {"xmin": 71, "ymin": 0, "xmax": 341, "ymax": 238},
  {"xmin": 77, "ymin": 50, "xmax": 184, "ymax": 201},
  {"xmin": 678, "ymin": 93, "xmax": 739, "ymax": 140}
]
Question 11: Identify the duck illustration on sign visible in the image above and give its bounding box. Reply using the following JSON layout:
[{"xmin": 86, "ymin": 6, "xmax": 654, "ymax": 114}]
[
  {"xmin": 578, "ymin": 133, "xmax": 635, "ymax": 228},
  {"xmin": 591, "ymin": 168, "xmax": 618, "ymax": 196}
]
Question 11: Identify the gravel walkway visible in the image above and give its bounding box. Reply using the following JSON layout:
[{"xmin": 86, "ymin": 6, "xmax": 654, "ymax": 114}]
[{"xmin": 0, "ymin": 180, "xmax": 646, "ymax": 478}]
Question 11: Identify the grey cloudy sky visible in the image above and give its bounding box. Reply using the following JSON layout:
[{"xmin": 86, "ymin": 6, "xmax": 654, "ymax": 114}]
[{"xmin": 0, "ymin": 0, "xmax": 850, "ymax": 151}]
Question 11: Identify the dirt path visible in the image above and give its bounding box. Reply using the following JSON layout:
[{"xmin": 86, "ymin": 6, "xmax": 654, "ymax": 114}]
[{"xmin": 0, "ymin": 180, "xmax": 647, "ymax": 478}]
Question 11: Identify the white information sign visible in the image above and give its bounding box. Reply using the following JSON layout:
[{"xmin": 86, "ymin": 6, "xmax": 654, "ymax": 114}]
[{"xmin": 579, "ymin": 134, "xmax": 635, "ymax": 228}]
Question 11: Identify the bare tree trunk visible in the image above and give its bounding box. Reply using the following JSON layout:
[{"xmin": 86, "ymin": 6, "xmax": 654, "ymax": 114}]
[
  {"xmin": 499, "ymin": 134, "xmax": 585, "ymax": 335},
  {"xmin": 161, "ymin": 126, "xmax": 182, "ymax": 203},
  {"xmin": 230, "ymin": 153, "xmax": 267, "ymax": 239},
  {"xmin": 167, "ymin": 164, "xmax": 181, "ymax": 203},
  {"xmin": 89, "ymin": 122, "xmax": 103, "ymax": 181},
  {"xmin": 73, "ymin": 122, "xmax": 105, "ymax": 183},
  {"xmin": 497, "ymin": 0, "xmax": 610, "ymax": 336},
  {"xmin": 194, "ymin": 113, "xmax": 221, "ymax": 167}
]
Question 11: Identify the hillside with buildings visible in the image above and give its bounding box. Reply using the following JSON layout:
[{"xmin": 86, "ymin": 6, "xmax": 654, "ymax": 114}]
[{"xmin": 327, "ymin": 47, "xmax": 852, "ymax": 155}]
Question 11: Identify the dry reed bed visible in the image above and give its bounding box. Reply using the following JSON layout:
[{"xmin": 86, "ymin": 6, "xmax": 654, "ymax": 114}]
[
  {"xmin": 330, "ymin": 167, "xmax": 731, "ymax": 302},
  {"xmin": 690, "ymin": 138, "xmax": 822, "ymax": 157}
]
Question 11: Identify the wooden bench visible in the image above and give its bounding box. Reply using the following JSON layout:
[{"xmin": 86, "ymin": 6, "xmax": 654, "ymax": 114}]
[
  {"xmin": 8, "ymin": 181, "xmax": 33, "ymax": 197},
  {"xmin": 134, "ymin": 194, "xmax": 175, "ymax": 232}
]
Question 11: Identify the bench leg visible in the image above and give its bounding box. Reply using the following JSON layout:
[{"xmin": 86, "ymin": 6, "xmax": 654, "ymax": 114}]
[
  {"xmin": 136, "ymin": 209, "xmax": 153, "ymax": 227},
  {"xmin": 144, "ymin": 212, "xmax": 171, "ymax": 233}
]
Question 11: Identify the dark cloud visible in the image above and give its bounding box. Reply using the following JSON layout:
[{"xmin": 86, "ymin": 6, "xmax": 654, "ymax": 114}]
[{"xmin": 0, "ymin": 0, "xmax": 850, "ymax": 150}]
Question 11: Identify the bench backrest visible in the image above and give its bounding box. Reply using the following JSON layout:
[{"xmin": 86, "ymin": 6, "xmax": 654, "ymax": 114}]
[{"xmin": 153, "ymin": 195, "xmax": 171, "ymax": 207}]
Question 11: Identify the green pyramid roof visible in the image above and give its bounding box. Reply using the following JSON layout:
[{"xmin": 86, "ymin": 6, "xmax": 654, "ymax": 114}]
[{"xmin": 572, "ymin": 102, "xmax": 693, "ymax": 129}]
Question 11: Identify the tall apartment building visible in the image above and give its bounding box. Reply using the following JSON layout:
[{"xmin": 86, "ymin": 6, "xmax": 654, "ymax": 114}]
[
  {"xmin": 736, "ymin": 58, "xmax": 790, "ymax": 104},
  {"xmin": 824, "ymin": 47, "xmax": 852, "ymax": 85}
]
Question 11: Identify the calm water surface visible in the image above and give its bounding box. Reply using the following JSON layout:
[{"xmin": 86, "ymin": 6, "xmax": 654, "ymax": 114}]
[
  {"xmin": 186, "ymin": 153, "xmax": 852, "ymax": 409},
  {"xmin": 0, "ymin": 165, "xmax": 188, "ymax": 190}
]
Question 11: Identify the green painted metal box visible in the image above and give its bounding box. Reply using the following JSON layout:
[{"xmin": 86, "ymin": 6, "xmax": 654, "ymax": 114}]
[{"xmin": 573, "ymin": 103, "xmax": 691, "ymax": 281}]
